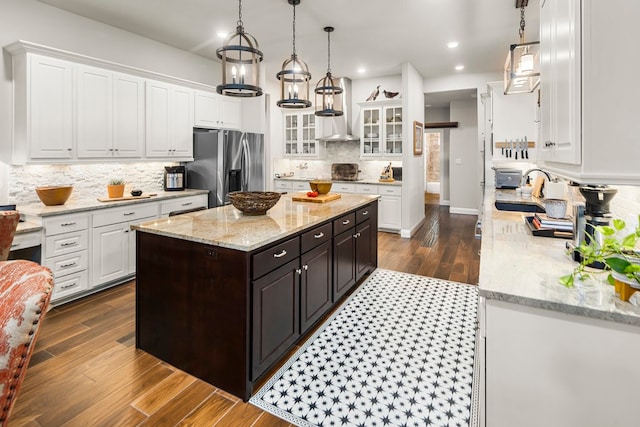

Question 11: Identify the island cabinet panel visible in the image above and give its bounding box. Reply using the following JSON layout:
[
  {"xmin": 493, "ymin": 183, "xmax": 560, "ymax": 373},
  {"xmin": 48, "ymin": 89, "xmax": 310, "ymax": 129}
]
[
  {"xmin": 355, "ymin": 220, "xmax": 374, "ymax": 280},
  {"xmin": 300, "ymin": 241, "xmax": 333, "ymax": 332},
  {"xmin": 300, "ymin": 222, "xmax": 332, "ymax": 253},
  {"xmin": 251, "ymin": 259, "xmax": 300, "ymax": 380},
  {"xmin": 333, "ymin": 228, "xmax": 356, "ymax": 302},
  {"xmin": 136, "ymin": 232, "xmax": 251, "ymax": 399},
  {"xmin": 252, "ymin": 236, "xmax": 300, "ymax": 280}
]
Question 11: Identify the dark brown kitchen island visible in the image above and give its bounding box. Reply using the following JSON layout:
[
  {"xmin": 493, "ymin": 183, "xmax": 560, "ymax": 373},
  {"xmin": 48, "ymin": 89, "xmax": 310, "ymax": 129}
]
[{"xmin": 132, "ymin": 193, "xmax": 379, "ymax": 400}]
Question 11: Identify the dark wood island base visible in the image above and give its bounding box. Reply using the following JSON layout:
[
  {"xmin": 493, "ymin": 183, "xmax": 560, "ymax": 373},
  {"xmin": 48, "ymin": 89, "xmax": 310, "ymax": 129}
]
[{"xmin": 135, "ymin": 198, "xmax": 378, "ymax": 400}]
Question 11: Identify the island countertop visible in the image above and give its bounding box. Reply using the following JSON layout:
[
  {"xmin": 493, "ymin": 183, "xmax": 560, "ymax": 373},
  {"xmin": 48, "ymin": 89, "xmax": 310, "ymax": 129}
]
[
  {"xmin": 132, "ymin": 193, "xmax": 380, "ymax": 252},
  {"xmin": 479, "ymin": 187, "xmax": 640, "ymax": 326}
]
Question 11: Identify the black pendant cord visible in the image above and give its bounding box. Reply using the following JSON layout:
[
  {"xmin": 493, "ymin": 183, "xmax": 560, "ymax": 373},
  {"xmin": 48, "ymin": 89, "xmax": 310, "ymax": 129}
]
[
  {"xmin": 326, "ymin": 28, "xmax": 331, "ymax": 75},
  {"xmin": 292, "ymin": 2, "xmax": 297, "ymax": 58}
]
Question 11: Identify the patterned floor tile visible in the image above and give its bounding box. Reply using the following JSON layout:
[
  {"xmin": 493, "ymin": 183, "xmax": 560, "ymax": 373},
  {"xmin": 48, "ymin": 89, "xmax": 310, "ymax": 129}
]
[{"xmin": 250, "ymin": 269, "xmax": 479, "ymax": 427}]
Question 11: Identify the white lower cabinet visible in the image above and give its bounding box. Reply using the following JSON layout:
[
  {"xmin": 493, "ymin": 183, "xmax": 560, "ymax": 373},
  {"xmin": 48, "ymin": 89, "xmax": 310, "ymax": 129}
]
[
  {"xmin": 376, "ymin": 185, "xmax": 402, "ymax": 232},
  {"xmin": 91, "ymin": 202, "xmax": 158, "ymax": 287},
  {"xmin": 42, "ymin": 213, "xmax": 90, "ymax": 303},
  {"xmin": 159, "ymin": 194, "xmax": 208, "ymax": 217}
]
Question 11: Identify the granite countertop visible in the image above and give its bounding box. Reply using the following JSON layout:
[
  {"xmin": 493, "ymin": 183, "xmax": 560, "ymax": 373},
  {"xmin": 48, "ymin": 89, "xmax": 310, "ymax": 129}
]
[
  {"xmin": 133, "ymin": 193, "xmax": 380, "ymax": 252},
  {"xmin": 479, "ymin": 187, "xmax": 640, "ymax": 326},
  {"xmin": 15, "ymin": 221, "xmax": 43, "ymax": 234},
  {"xmin": 17, "ymin": 189, "xmax": 209, "ymax": 217},
  {"xmin": 274, "ymin": 177, "xmax": 402, "ymax": 186}
]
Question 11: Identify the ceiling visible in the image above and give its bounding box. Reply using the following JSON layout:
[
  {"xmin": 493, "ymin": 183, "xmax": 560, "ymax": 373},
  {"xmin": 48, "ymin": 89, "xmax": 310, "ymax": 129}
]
[{"xmin": 35, "ymin": 0, "xmax": 540, "ymax": 85}]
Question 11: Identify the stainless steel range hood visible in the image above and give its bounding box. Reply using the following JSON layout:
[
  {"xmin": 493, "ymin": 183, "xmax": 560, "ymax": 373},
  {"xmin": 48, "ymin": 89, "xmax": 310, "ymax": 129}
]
[{"xmin": 317, "ymin": 77, "xmax": 360, "ymax": 143}]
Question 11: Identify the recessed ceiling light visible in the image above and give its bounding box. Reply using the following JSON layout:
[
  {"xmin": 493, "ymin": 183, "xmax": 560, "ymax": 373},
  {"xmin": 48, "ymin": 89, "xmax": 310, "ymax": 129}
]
[
  {"xmin": 357, "ymin": 67, "xmax": 366, "ymax": 74},
  {"xmin": 217, "ymin": 31, "xmax": 228, "ymax": 39},
  {"xmin": 455, "ymin": 65, "xmax": 464, "ymax": 71},
  {"xmin": 447, "ymin": 41, "xmax": 459, "ymax": 49}
]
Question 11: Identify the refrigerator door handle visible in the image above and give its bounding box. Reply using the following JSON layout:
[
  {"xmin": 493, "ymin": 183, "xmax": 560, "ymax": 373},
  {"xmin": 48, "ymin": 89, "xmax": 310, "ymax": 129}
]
[{"xmin": 242, "ymin": 136, "xmax": 250, "ymax": 191}]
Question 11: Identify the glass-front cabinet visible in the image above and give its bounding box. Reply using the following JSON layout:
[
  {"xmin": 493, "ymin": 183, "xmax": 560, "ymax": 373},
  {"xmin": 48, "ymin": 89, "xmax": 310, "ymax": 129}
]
[
  {"xmin": 283, "ymin": 111, "xmax": 317, "ymax": 157},
  {"xmin": 359, "ymin": 101, "xmax": 402, "ymax": 157}
]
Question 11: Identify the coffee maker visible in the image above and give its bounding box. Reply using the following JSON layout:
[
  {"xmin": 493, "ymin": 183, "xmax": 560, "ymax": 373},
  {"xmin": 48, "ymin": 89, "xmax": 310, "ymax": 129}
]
[
  {"xmin": 164, "ymin": 166, "xmax": 186, "ymax": 191},
  {"xmin": 569, "ymin": 185, "xmax": 617, "ymax": 265}
]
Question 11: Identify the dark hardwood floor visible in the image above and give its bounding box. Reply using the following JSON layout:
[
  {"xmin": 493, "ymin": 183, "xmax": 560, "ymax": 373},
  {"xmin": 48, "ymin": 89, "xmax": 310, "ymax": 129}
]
[{"xmin": 10, "ymin": 194, "xmax": 480, "ymax": 426}]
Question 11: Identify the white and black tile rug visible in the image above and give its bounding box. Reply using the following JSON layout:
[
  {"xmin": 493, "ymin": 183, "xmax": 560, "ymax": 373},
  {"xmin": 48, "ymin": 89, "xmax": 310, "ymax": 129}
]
[{"xmin": 250, "ymin": 269, "xmax": 479, "ymax": 427}]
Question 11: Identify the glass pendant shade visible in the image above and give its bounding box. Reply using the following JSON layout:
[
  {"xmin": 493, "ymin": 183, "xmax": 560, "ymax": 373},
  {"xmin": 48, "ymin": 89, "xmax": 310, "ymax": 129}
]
[
  {"xmin": 277, "ymin": 0, "xmax": 311, "ymax": 108},
  {"xmin": 315, "ymin": 27, "xmax": 343, "ymax": 117},
  {"xmin": 216, "ymin": 0, "xmax": 263, "ymax": 97},
  {"xmin": 504, "ymin": 41, "xmax": 540, "ymax": 94}
]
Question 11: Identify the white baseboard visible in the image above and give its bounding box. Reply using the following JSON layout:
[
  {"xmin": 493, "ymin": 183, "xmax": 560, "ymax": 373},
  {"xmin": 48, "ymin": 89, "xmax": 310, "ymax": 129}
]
[
  {"xmin": 400, "ymin": 216, "xmax": 426, "ymax": 239},
  {"xmin": 449, "ymin": 207, "xmax": 479, "ymax": 215},
  {"xmin": 426, "ymin": 182, "xmax": 440, "ymax": 193},
  {"xmin": 440, "ymin": 199, "xmax": 450, "ymax": 206}
]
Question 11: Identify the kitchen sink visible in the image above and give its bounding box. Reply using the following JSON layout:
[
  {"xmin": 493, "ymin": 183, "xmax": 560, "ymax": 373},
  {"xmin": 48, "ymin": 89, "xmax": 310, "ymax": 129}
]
[{"xmin": 494, "ymin": 201, "xmax": 545, "ymax": 213}]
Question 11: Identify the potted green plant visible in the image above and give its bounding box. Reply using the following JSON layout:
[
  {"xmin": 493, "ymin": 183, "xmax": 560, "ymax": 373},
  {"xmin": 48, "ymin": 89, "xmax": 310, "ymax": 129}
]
[
  {"xmin": 107, "ymin": 178, "xmax": 125, "ymax": 198},
  {"xmin": 560, "ymin": 215, "xmax": 640, "ymax": 296}
]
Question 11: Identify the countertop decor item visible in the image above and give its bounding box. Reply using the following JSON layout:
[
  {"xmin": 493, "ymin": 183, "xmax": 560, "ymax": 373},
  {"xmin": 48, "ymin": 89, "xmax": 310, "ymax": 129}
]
[
  {"xmin": 292, "ymin": 192, "xmax": 341, "ymax": 203},
  {"xmin": 227, "ymin": 191, "xmax": 281, "ymax": 215},
  {"xmin": 35, "ymin": 185, "xmax": 73, "ymax": 206},
  {"xmin": 543, "ymin": 198, "xmax": 567, "ymax": 219},
  {"xmin": 276, "ymin": 0, "xmax": 312, "ymax": 109},
  {"xmin": 365, "ymin": 85, "xmax": 380, "ymax": 101},
  {"xmin": 216, "ymin": 0, "xmax": 263, "ymax": 97},
  {"xmin": 130, "ymin": 189, "xmax": 143, "ymax": 197},
  {"xmin": 107, "ymin": 179, "xmax": 125, "ymax": 199},
  {"xmin": 383, "ymin": 90, "xmax": 399, "ymax": 99},
  {"xmin": 309, "ymin": 180, "xmax": 332, "ymax": 194}
]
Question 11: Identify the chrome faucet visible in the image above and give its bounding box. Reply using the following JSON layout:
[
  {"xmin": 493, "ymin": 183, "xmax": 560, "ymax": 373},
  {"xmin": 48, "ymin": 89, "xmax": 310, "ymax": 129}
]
[{"xmin": 520, "ymin": 168, "xmax": 552, "ymax": 187}]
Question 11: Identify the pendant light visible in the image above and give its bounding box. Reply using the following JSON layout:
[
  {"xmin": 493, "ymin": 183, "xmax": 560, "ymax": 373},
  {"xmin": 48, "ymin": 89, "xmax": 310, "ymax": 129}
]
[
  {"xmin": 315, "ymin": 27, "xmax": 343, "ymax": 117},
  {"xmin": 504, "ymin": 0, "xmax": 540, "ymax": 95},
  {"xmin": 277, "ymin": 0, "xmax": 312, "ymax": 108},
  {"xmin": 216, "ymin": 0, "xmax": 263, "ymax": 97}
]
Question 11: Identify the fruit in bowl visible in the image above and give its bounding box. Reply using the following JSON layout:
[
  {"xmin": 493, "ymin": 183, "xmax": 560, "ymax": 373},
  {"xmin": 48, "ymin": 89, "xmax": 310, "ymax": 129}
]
[{"xmin": 309, "ymin": 180, "xmax": 332, "ymax": 194}]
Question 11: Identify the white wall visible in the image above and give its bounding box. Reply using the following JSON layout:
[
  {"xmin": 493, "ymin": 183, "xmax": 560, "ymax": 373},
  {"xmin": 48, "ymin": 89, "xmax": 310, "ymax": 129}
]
[
  {"xmin": 0, "ymin": 0, "xmax": 221, "ymax": 203},
  {"xmin": 449, "ymin": 99, "xmax": 478, "ymax": 214},
  {"xmin": 400, "ymin": 63, "xmax": 425, "ymax": 237}
]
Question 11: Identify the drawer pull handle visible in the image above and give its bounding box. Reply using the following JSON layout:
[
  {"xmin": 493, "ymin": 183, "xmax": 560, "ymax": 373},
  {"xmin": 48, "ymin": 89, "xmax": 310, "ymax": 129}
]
[
  {"xmin": 362, "ymin": 211, "xmax": 369, "ymax": 216},
  {"xmin": 60, "ymin": 261, "xmax": 76, "ymax": 268},
  {"xmin": 60, "ymin": 222, "xmax": 76, "ymax": 227},
  {"xmin": 342, "ymin": 220, "xmax": 350, "ymax": 225},
  {"xmin": 60, "ymin": 282, "xmax": 77, "ymax": 290},
  {"xmin": 182, "ymin": 202, "xmax": 193, "ymax": 206},
  {"xmin": 123, "ymin": 212, "xmax": 135, "ymax": 216},
  {"xmin": 60, "ymin": 241, "xmax": 78, "ymax": 247},
  {"xmin": 273, "ymin": 250, "xmax": 287, "ymax": 258},
  {"xmin": 314, "ymin": 232, "xmax": 324, "ymax": 239}
]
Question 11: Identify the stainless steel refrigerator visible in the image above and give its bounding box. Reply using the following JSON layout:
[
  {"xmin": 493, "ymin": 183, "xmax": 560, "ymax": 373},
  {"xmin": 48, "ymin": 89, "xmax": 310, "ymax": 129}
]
[{"xmin": 188, "ymin": 129, "xmax": 265, "ymax": 208}]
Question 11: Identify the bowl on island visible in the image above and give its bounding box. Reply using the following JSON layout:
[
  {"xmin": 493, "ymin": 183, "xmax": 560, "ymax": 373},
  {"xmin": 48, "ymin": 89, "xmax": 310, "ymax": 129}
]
[
  {"xmin": 228, "ymin": 191, "xmax": 281, "ymax": 215},
  {"xmin": 35, "ymin": 185, "xmax": 73, "ymax": 206},
  {"xmin": 309, "ymin": 180, "xmax": 333, "ymax": 194}
]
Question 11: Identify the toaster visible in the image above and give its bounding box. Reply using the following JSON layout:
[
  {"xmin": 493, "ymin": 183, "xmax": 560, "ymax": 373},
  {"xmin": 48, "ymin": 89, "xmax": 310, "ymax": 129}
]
[{"xmin": 494, "ymin": 168, "xmax": 522, "ymax": 189}]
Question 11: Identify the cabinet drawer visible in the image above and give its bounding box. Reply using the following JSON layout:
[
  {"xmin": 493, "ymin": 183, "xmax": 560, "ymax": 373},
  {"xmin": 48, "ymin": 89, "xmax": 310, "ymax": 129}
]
[
  {"xmin": 160, "ymin": 195, "xmax": 207, "ymax": 216},
  {"xmin": 333, "ymin": 212, "xmax": 356, "ymax": 236},
  {"xmin": 45, "ymin": 249, "xmax": 88, "ymax": 278},
  {"xmin": 355, "ymin": 184, "xmax": 377, "ymax": 194},
  {"xmin": 332, "ymin": 183, "xmax": 355, "ymax": 193},
  {"xmin": 356, "ymin": 205, "xmax": 374, "ymax": 224},
  {"xmin": 93, "ymin": 202, "xmax": 158, "ymax": 227},
  {"xmin": 377, "ymin": 185, "xmax": 402, "ymax": 196},
  {"xmin": 292, "ymin": 181, "xmax": 310, "ymax": 191},
  {"xmin": 252, "ymin": 236, "xmax": 300, "ymax": 280},
  {"xmin": 301, "ymin": 222, "xmax": 332, "ymax": 253},
  {"xmin": 44, "ymin": 213, "xmax": 89, "ymax": 236},
  {"xmin": 45, "ymin": 229, "xmax": 88, "ymax": 258},
  {"xmin": 274, "ymin": 180, "xmax": 293, "ymax": 191},
  {"xmin": 51, "ymin": 269, "xmax": 89, "ymax": 301},
  {"xmin": 10, "ymin": 231, "xmax": 42, "ymax": 251}
]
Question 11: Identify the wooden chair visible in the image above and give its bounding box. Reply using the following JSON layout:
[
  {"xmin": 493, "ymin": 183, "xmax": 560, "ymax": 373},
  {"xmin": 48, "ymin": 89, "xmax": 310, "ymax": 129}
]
[
  {"xmin": 0, "ymin": 260, "xmax": 54, "ymax": 426},
  {"xmin": 0, "ymin": 211, "xmax": 20, "ymax": 261}
]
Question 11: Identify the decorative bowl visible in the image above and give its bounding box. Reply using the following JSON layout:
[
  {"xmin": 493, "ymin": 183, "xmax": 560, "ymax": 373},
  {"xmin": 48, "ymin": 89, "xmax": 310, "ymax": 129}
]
[
  {"xmin": 130, "ymin": 189, "xmax": 143, "ymax": 197},
  {"xmin": 35, "ymin": 185, "xmax": 73, "ymax": 206},
  {"xmin": 309, "ymin": 180, "xmax": 333, "ymax": 194},
  {"xmin": 543, "ymin": 198, "xmax": 567, "ymax": 219},
  {"xmin": 228, "ymin": 191, "xmax": 281, "ymax": 215}
]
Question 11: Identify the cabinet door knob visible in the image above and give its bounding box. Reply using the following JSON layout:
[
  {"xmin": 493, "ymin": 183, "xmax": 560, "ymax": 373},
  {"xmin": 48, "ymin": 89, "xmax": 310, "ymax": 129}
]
[
  {"xmin": 273, "ymin": 249, "xmax": 287, "ymax": 258},
  {"xmin": 545, "ymin": 141, "xmax": 556, "ymax": 147},
  {"xmin": 313, "ymin": 232, "xmax": 324, "ymax": 239},
  {"xmin": 303, "ymin": 265, "xmax": 308, "ymax": 271},
  {"xmin": 296, "ymin": 268, "xmax": 302, "ymax": 275}
]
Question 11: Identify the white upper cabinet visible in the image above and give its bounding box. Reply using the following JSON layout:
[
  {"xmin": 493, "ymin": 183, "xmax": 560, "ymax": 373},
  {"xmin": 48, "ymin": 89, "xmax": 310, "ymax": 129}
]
[
  {"xmin": 359, "ymin": 101, "xmax": 403, "ymax": 158},
  {"xmin": 12, "ymin": 53, "xmax": 74, "ymax": 162},
  {"xmin": 538, "ymin": 0, "xmax": 640, "ymax": 185},
  {"xmin": 145, "ymin": 80, "xmax": 194, "ymax": 159},
  {"xmin": 194, "ymin": 90, "xmax": 241, "ymax": 130},
  {"xmin": 77, "ymin": 66, "xmax": 144, "ymax": 158},
  {"xmin": 283, "ymin": 111, "xmax": 317, "ymax": 157}
]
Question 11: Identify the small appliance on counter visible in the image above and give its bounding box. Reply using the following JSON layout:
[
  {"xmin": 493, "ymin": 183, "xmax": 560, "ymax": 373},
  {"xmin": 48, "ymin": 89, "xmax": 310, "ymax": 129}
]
[
  {"xmin": 391, "ymin": 167, "xmax": 402, "ymax": 181},
  {"xmin": 164, "ymin": 166, "xmax": 186, "ymax": 191},
  {"xmin": 494, "ymin": 168, "xmax": 522, "ymax": 189},
  {"xmin": 331, "ymin": 163, "xmax": 360, "ymax": 181}
]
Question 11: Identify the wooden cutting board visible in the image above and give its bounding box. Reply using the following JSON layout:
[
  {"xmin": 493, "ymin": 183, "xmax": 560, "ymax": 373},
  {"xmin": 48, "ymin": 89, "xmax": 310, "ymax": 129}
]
[
  {"xmin": 532, "ymin": 176, "xmax": 545, "ymax": 198},
  {"xmin": 97, "ymin": 195, "xmax": 152, "ymax": 202},
  {"xmin": 292, "ymin": 193, "xmax": 341, "ymax": 203}
]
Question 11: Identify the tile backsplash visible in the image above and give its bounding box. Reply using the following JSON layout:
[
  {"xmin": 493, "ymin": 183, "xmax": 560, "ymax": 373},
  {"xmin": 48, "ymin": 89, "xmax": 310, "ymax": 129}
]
[{"xmin": 9, "ymin": 162, "xmax": 176, "ymax": 205}]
